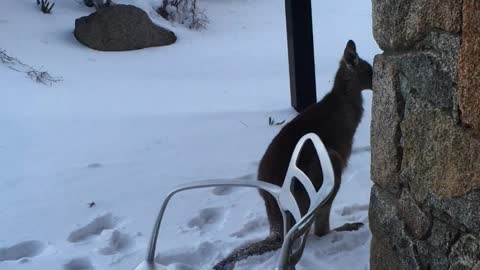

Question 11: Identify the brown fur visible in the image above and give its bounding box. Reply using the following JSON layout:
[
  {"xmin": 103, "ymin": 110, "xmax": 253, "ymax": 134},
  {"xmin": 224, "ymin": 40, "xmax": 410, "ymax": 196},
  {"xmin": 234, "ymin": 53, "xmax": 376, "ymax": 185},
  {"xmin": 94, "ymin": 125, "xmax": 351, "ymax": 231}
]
[{"xmin": 213, "ymin": 40, "xmax": 373, "ymax": 270}]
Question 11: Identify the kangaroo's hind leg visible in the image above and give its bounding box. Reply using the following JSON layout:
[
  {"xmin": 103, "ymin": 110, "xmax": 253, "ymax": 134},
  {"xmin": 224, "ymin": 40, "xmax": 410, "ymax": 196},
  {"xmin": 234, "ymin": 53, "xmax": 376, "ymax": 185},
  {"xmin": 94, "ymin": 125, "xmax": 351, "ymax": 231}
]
[
  {"xmin": 311, "ymin": 150, "xmax": 342, "ymax": 237},
  {"xmin": 313, "ymin": 150, "xmax": 363, "ymax": 236}
]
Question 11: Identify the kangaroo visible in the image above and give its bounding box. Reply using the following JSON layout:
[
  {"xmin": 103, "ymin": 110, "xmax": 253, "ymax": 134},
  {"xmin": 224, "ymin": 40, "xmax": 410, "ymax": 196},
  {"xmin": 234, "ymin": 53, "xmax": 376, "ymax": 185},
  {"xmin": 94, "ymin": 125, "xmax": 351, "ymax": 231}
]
[{"xmin": 213, "ymin": 40, "xmax": 373, "ymax": 270}]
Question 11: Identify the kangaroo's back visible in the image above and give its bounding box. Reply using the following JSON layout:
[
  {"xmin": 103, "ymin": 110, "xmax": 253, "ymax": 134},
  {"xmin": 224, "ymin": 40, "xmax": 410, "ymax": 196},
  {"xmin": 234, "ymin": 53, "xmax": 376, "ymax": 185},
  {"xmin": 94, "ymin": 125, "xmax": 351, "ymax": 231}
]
[{"xmin": 258, "ymin": 80, "xmax": 366, "ymax": 187}]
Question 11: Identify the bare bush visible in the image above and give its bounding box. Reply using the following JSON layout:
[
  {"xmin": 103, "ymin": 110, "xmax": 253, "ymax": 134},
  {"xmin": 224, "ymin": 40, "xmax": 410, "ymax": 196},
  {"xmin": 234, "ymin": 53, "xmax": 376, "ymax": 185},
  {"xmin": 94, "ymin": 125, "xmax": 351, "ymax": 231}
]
[
  {"xmin": 0, "ymin": 49, "xmax": 62, "ymax": 85},
  {"xmin": 82, "ymin": 0, "xmax": 95, "ymax": 7},
  {"xmin": 81, "ymin": 0, "xmax": 112, "ymax": 9},
  {"xmin": 158, "ymin": 0, "xmax": 209, "ymax": 30},
  {"xmin": 37, "ymin": 0, "xmax": 55, "ymax": 14}
]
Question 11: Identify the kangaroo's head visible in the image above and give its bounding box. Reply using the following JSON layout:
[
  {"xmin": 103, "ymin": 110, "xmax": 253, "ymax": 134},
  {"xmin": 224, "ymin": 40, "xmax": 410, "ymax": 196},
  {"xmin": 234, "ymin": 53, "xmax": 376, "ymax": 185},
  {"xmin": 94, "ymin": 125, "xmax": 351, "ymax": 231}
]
[{"xmin": 336, "ymin": 40, "xmax": 373, "ymax": 92}]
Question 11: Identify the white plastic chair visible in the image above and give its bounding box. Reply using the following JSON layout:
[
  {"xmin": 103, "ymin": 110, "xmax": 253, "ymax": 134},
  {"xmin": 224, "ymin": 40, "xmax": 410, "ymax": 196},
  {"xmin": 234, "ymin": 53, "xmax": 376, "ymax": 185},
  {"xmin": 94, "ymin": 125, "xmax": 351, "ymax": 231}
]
[{"xmin": 133, "ymin": 133, "xmax": 335, "ymax": 270}]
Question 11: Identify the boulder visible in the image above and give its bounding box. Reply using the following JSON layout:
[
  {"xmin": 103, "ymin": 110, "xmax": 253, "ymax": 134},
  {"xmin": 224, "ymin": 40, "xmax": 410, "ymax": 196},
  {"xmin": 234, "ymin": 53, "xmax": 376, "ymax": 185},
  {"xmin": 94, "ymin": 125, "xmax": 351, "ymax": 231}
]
[{"xmin": 74, "ymin": 4, "xmax": 176, "ymax": 51}]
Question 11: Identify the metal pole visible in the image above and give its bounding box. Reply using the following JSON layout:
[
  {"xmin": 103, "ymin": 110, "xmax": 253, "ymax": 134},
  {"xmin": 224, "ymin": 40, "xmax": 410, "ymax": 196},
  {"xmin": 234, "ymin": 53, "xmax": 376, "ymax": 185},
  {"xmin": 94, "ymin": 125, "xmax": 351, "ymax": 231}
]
[{"xmin": 285, "ymin": 0, "xmax": 317, "ymax": 112}]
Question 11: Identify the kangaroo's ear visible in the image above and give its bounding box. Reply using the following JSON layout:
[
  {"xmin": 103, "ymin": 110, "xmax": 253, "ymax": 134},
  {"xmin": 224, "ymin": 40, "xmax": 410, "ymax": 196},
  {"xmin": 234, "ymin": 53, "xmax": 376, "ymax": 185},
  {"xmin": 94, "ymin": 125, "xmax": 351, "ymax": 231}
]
[{"xmin": 343, "ymin": 40, "xmax": 359, "ymax": 68}]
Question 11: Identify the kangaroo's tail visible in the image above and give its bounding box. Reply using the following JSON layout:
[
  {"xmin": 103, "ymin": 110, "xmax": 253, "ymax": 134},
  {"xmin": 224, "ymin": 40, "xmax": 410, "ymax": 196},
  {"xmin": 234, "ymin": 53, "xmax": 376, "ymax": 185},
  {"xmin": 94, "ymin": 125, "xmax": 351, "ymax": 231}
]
[{"xmin": 213, "ymin": 233, "xmax": 283, "ymax": 270}]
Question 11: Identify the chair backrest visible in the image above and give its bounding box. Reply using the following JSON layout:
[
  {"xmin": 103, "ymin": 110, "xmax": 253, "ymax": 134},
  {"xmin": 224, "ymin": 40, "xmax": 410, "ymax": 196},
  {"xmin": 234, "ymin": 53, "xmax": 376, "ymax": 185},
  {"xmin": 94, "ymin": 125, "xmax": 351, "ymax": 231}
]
[{"xmin": 276, "ymin": 133, "xmax": 335, "ymax": 269}]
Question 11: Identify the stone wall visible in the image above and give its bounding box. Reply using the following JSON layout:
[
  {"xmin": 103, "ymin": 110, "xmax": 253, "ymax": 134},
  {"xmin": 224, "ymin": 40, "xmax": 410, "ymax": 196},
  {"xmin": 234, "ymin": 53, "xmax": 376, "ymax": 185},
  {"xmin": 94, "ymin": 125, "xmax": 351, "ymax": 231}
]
[{"xmin": 369, "ymin": 0, "xmax": 480, "ymax": 269}]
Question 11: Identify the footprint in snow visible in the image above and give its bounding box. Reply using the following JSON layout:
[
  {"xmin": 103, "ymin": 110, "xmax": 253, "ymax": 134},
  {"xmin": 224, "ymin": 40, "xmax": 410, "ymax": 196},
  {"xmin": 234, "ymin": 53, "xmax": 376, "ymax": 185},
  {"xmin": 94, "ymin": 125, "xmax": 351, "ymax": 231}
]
[
  {"xmin": 230, "ymin": 216, "xmax": 268, "ymax": 238},
  {"xmin": 156, "ymin": 241, "xmax": 219, "ymax": 269},
  {"xmin": 97, "ymin": 229, "xmax": 134, "ymax": 255},
  {"xmin": 67, "ymin": 213, "xmax": 120, "ymax": 243},
  {"xmin": 314, "ymin": 227, "xmax": 371, "ymax": 257},
  {"xmin": 86, "ymin": 163, "xmax": 102, "ymax": 169},
  {"xmin": 187, "ymin": 207, "xmax": 226, "ymax": 233},
  {"xmin": 64, "ymin": 257, "xmax": 95, "ymax": 270},
  {"xmin": 0, "ymin": 240, "xmax": 45, "ymax": 262}
]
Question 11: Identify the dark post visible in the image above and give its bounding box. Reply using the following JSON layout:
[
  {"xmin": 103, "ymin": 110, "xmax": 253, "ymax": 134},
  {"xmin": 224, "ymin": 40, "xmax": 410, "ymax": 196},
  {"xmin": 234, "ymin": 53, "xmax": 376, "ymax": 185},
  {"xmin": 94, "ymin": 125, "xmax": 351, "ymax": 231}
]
[{"xmin": 285, "ymin": 0, "xmax": 317, "ymax": 112}]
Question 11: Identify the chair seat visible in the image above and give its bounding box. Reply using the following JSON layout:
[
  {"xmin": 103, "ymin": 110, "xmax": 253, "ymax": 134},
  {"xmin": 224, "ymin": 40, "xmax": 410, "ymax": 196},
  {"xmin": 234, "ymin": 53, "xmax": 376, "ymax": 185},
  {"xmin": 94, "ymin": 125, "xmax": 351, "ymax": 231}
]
[{"xmin": 132, "ymin": 133, "xmax": 335, "ymax": 270}]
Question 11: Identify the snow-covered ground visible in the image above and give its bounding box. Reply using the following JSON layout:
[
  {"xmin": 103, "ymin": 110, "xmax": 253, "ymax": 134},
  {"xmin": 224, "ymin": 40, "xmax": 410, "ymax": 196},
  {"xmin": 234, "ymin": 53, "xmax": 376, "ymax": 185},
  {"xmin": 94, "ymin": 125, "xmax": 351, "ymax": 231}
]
[{"xmin": 0, "ymin": 0, "xmax": 379, "ymax": 269}]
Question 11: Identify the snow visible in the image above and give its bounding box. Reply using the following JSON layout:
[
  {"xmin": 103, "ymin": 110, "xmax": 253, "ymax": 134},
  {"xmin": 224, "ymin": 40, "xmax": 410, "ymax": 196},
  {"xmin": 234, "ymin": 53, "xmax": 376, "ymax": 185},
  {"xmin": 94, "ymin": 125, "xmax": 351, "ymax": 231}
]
[{"xmin": 0, "ymin": 0, "xmax": 379, "ymax": 269}]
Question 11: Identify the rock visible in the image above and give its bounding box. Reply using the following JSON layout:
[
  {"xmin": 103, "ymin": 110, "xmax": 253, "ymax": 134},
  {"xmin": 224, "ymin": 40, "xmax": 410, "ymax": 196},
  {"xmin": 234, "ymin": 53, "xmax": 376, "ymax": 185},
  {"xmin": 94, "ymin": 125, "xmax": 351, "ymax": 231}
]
[
  {"xmin": 414, "ymin": 32, "xmax": 461, "ymax": 76},
  {"xmin": 398, "ymin": 189, "xmax": 431, "ymax": 240},
  {"xmin": 371, "ymin": 36, "xmax": 459, "ymax": 193},
  {"xmin": 412, "ymin": 32, "xmax": 461, "ymax": 121},
  {"xmin": 458, "ymin": 0, "xmax": 480, "ymax": 138},
  {"xmin": 426, "ymin": 221, "xmax": 459, "ymax": 254},
  {"xmin": 372, "ymin": 0, "xmax": 462, "ymax": 51},
  {"xmin": 74, "ymin": 5, "xmax": 176, "ymax": 51},
  {"xmin": 394, "ymin": 51, "xmax": 457, "ymax": 112},
  {"xmin": 369, "ymin": 185, "xmax": 420, "ymax": 270},
  {"xmin": 449, "ymin": 234, "xmax": 480, "ymax": 270},
  {"xmin": 400, "ymin": 99, "xmax": 480, "ymax": 200},
  {"xmin": 371, "ymin": 33, "xmax": 474, "ymax": 203},
  {"xmin": 370, "ymin": 234, "xmax": 402, "ymax": 270},
  {"xmin": 370, "ymin": 0, "xmax": 480, "ymax": 268},
  {"xmin": 430, "ymin": 190, "xmax": 480, "ymax": 233},
  {"xmin": 416, "ymin": 220, "xmax": 458, "ymax": 270},
  {"xmin": 370, "ymin": 54, "xmax": 404, "ymax": 194}
]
